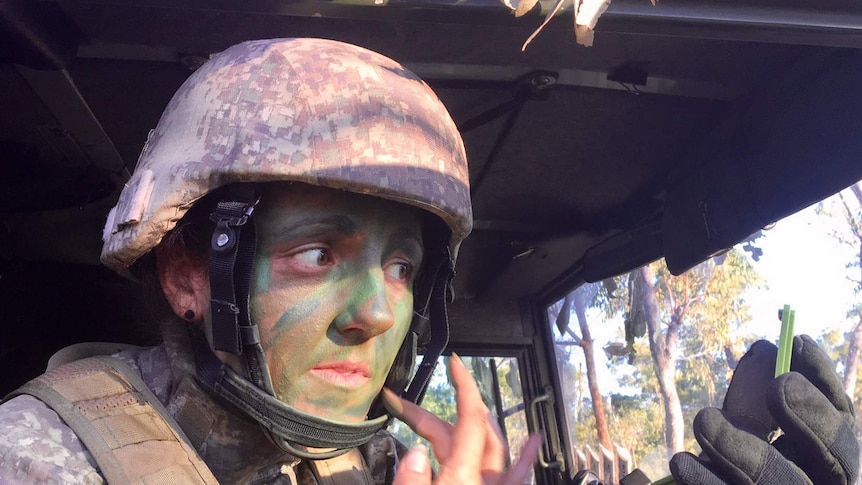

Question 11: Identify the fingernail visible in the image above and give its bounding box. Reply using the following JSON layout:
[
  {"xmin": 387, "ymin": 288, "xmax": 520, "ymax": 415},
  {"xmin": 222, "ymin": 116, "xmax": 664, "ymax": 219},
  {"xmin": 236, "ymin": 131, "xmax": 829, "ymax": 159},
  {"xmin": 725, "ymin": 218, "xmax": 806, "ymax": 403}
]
[
  {"xmin": 381, "ymin": 388, "xmax": 404, "ymax": 416},
  {"xmin": 447, "ymin": 352, "xmax": 463, "ymax": 382},
  {"xmin": 404, "ymin": 445, "xmax": 429, "ymax": 473}
]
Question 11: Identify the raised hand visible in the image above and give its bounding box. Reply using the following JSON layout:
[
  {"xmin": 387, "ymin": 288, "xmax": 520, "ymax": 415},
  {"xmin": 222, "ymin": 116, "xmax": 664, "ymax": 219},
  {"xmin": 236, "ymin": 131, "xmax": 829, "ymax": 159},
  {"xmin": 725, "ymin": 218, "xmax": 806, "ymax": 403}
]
[
  {"xmin": 383, "ymin": 354, "xmax": 541, "ymax": 485},
  {"xmin": 670, "ymin": 335, "xmax": 858, "ymax": 485}
]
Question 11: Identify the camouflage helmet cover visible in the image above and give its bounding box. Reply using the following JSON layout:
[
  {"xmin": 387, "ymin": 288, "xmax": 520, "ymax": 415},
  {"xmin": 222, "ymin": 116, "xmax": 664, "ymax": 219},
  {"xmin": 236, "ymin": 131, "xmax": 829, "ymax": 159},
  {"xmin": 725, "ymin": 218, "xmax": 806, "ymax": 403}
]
[{"xmin": 101, "ymin": 38, "xmax": 472, "ymax": 273}]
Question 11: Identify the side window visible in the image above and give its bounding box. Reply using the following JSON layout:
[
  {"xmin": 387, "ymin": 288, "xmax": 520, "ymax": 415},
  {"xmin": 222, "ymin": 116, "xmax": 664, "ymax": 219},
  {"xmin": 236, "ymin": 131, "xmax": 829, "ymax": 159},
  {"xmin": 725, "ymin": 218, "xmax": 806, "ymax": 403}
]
[
  {"xmin": 544, "ymin": 180, "xmax": 862, "ymax": 484},
  {"xmin": 547, "ymin": 255, "xmax": 767, "ymax": 481},
  {"xmin": 389, "ymin": 354, "xmax": 535, "ymax": 484}
]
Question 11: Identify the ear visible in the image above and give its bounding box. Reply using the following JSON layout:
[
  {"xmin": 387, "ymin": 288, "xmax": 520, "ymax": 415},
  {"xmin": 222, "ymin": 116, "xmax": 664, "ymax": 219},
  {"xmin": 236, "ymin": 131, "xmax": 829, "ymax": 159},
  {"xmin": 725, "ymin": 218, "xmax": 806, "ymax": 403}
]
[{"xmin": 156, "ymin": 243, "xmax": 209, "ymax": 323}]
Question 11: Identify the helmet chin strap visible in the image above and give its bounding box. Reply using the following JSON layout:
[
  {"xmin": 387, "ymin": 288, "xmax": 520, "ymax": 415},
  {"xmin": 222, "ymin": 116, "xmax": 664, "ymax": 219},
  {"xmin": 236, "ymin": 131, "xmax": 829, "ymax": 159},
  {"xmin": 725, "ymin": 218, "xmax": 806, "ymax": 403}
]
[
  {"xmin": 193, "ymin": 338, "xmax": 388, "ymax": 459},
  {"xmin": 202, "ymin": 184, "xmax": 454, "ymax": 460},
  {"xmin": 404, "ymin": 246, "xmax": 453, "ymax": 405}
]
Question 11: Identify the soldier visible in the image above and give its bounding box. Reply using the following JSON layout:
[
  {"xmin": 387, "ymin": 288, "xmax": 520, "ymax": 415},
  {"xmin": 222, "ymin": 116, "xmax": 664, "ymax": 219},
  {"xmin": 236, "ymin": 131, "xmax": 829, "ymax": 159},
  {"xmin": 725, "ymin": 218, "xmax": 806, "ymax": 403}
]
[
  {"xmin": 0, "ymin": 37, "xmax": 856, "ymax": 485},
  {"xmin": 0, "ymin": 37, "xmax": 537, "ymax": 484}
]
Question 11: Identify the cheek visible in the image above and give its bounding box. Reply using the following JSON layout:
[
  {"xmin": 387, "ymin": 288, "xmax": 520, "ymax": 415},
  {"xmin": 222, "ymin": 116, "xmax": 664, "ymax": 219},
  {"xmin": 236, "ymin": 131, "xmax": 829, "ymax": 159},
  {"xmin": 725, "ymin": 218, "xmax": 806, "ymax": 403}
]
[
  {"xmin": 393, "ymin": 294, "xmax": 414, "ymax": 334},
  {"xmin": 252, "ymin": 256, "xmax": 315, "ymax": 349},
  {"xmin": 252, "ymin": 286, "xmax": 331, "ymax": 398},
  {"xmin": 375, "ymin": 294, "xmax": 414, "ymax": 368},
  {"xmin": 253, "ymin": 279, "xmax": 344, "ymax": 352}
]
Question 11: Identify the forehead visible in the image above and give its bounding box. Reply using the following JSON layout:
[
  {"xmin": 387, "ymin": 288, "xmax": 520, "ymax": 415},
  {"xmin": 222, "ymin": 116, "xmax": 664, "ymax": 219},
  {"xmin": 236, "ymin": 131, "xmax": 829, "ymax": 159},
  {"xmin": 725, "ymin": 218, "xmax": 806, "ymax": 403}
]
[{"xmin": 256, "ymin": 182, "xmax": 423, "ymax": 231}]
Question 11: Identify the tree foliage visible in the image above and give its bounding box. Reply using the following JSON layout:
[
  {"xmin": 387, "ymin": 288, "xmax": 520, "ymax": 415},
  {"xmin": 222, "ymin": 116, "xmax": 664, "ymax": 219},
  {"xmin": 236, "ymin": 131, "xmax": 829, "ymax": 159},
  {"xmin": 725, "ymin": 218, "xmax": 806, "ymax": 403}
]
[
  {"xmin": 814, "ymin": 181, "xmax": 862, "ymax": 439},
  {"xmin": 644, "ymin": 249, "xmax": 762, "ymax": 456},
  {"xmin": 545, "ymin": 248, "xmax": 763, "ymax": 472}
]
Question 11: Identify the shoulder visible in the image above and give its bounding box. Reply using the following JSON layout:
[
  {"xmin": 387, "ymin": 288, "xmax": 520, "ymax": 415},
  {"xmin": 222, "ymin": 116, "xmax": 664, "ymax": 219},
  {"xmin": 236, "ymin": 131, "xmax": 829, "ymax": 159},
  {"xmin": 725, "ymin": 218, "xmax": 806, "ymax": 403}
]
[
  {"xmin": 114, "ymin": 344, "xmax": 175, "ymax": 405},
  {"xmin": 0, "ymin": 348, "xmax": 172, "ymax": 485},
  {"xmin": 360, "ymin": 429, "xmax": 408, "ymax": 485},
  {"xmin": 0, "ymin": 395, "xmax": 104, "ymax": 484}
]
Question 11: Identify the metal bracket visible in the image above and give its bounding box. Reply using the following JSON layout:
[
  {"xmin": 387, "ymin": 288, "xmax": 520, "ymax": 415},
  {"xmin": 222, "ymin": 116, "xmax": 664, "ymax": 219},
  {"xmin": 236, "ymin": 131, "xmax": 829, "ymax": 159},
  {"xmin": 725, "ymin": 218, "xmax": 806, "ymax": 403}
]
[{"xmin": 528, "ymin": 390, "xmax": 563, "ymax": 469}]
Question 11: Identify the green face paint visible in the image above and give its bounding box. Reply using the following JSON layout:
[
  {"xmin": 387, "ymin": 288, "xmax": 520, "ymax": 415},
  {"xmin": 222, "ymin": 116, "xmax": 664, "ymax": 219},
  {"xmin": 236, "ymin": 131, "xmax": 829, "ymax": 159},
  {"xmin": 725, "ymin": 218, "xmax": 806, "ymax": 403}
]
[{"xmin": 249, "ymin": 183, "xmax": 423, "ymax": 423}]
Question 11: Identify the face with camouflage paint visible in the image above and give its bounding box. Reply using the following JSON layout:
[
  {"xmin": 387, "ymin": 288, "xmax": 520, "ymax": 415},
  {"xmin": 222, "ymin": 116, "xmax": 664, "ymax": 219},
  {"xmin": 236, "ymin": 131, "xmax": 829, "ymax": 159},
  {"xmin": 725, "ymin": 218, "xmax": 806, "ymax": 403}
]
[{"xmin": 249, "ymin": 183, "xmax": 422, "ymax": 423}]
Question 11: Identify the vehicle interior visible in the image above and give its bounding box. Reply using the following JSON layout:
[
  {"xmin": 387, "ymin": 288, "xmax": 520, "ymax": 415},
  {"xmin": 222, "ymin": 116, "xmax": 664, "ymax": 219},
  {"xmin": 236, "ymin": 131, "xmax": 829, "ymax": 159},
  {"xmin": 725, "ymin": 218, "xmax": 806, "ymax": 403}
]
[{"xmin": 2, "ymin": 0, "xmax": 862, "ymax": 483}]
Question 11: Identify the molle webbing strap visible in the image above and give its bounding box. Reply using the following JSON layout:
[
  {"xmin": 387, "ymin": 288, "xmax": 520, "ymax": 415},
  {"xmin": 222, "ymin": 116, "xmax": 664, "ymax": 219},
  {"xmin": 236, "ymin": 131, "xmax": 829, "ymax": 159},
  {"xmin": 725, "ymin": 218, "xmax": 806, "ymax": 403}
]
[
  {"xmin": 10, "ymin": 356, "xmax": 218, "ymax": 485},
  {"xmin": 308, "ymin": 448, "xmax": 374, "ymax": 485}
]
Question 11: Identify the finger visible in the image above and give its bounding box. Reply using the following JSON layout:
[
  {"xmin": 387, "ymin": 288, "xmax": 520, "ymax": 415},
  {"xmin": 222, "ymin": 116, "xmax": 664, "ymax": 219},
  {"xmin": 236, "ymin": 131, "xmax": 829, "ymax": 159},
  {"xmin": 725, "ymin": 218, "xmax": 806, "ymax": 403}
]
[
  {"xmin": 693, "ymin": 407, "xmax": 810, "ymax": 485},
  {"xmin": 500, "ymin": 434, "xmax": 541, "ymax": 485},
  {"xmin": 382, "ymin": 389, "xmax": 455, "ymax": 460},
  {"xmin": 670, "ymin": 452, "xmax": 732, "ymax": 485},
  {"xmin": 722, "ymin": 339, "xmax": 778, "ymax": 439},
  {"xmin": 393, "ymin": 445, "xmax": 433, "ymax": 485},
  {"xmin": 442, "ymin": 353, "xmax": 491, "ymax": 478},
  {"xmin": 768, "ymin": 372, "xmax": 859, "ymax": 485},
  {"xmin": 790, "ymin": 335, "xmax": 854, "ymax": 417},
  {"xmin": 481, "ymin": 413, "xmax": 507, "ymax": 483}
]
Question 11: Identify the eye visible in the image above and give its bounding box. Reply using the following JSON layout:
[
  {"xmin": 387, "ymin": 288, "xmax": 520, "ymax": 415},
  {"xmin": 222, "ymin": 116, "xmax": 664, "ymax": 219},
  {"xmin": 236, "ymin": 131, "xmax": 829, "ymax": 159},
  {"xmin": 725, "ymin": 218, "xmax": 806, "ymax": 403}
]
[
  {"xmin": 291, "ymin": 247, "xmax": 332, "ymax": 268},
  {"xmin": 385, "ymin": 261, "xmax": 413, "ymax": 282}
]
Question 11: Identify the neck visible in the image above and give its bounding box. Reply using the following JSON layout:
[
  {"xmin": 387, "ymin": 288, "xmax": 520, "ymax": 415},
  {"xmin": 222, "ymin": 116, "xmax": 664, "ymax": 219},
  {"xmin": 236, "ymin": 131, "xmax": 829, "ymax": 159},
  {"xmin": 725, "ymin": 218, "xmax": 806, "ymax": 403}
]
[{"xmin": 143, "ymin": 318, "xmax": 300, "ymax": 482}]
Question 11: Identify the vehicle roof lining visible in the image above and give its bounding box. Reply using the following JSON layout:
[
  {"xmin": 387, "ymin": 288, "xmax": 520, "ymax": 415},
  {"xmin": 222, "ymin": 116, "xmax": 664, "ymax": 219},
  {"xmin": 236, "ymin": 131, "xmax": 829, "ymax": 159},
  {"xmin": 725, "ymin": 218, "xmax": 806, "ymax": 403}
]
[{"xmin": 3, "ymin": 0, "xmax": 862, "ymax": 306}]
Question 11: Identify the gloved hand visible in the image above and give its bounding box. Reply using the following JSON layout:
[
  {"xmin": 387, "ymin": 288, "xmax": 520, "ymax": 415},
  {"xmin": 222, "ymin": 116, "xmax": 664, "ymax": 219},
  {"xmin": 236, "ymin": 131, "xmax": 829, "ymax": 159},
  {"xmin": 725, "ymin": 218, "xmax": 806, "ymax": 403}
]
[{"xmin": 669, "ymin": 335, "xmax": 859, "ymax": 485}]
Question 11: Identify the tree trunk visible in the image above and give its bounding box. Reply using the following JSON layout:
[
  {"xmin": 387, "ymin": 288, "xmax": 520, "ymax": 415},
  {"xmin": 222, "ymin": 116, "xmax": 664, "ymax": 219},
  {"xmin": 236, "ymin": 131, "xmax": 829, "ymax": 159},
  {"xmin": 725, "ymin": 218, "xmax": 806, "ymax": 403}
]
[
  {"xmin": 845, "ymin": 182, "xmax": 862, "ymax": 397},
  {"xmin": 635, "ymin": 265, "xmax": 685, "ymax": 460},
  {"xmin": 572, "ymin": 286, "xmax": 614, "ymax": 452},
  {"xmin": 845, "ymin": 318, "xmax": 862, "ymax": 397},
  {"xmin": 724, "ymin": 343, "xmax": 742, "ymax": 370}
]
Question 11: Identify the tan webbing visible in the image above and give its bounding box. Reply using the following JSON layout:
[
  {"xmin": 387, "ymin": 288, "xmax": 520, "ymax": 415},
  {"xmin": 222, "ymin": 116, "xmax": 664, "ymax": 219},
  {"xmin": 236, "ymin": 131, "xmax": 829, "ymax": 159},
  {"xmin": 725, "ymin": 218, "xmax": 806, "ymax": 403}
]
[
  {"xmin": 10, "ymin": 356, "xmax": 219, "ymax": 485},
  {"xmin": 309, "ymin": 448, "xmax": 374, "ymax": 485}
]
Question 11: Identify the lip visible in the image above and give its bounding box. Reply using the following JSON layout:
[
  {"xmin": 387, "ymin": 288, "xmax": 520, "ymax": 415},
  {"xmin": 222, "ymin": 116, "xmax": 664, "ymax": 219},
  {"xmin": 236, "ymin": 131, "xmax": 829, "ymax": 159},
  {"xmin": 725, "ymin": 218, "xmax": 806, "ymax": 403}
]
[{"xmin": 309, "ymin": 361, "xmax": 372, "ymax": 389}]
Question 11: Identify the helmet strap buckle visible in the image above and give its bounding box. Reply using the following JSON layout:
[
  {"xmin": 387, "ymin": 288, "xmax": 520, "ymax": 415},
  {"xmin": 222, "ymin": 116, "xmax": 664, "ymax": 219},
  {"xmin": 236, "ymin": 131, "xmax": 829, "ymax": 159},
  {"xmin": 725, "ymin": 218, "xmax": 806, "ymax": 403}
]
[{"xmin": 207, "ymin": 185, "xmax": 260, "ymax": 356}]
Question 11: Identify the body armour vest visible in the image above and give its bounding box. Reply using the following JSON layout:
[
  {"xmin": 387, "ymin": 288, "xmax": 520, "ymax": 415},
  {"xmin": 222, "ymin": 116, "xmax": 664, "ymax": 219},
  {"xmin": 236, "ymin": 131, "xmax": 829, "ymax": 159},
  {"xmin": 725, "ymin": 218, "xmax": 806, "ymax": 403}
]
[{"xmin": 8, "ymin": 356, "xmax": 375, "ymax": 485}]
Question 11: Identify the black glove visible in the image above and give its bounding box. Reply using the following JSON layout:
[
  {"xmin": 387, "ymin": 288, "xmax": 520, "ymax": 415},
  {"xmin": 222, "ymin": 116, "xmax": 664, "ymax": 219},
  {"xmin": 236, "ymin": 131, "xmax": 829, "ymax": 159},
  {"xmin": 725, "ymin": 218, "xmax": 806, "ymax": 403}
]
[{"xmin": 669, "ymin": 335, "xmax": 859, "ymax": 485}]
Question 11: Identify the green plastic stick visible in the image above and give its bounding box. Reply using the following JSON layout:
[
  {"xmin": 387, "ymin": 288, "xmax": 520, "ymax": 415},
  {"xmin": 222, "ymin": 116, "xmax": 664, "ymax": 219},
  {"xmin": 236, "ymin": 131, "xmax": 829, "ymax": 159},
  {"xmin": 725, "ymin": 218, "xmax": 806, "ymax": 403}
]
[
  {"xmin": 652, "ymin": 475, "xmax": 677, "ymax": 485},
  {"xmin": 786, "ymin": 309, "xmax": 795, "ymax": 373},
  {"xmin": 775, "ymin": 305, "xmax": 795, "ymax": 378}
]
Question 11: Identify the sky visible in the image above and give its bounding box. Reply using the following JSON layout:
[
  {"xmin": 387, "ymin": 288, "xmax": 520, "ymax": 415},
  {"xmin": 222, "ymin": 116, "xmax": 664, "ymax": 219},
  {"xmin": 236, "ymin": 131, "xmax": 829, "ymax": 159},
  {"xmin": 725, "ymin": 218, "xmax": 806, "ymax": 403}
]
[{"xmin": 746, "ymin": 201, "xmax": 858, "ymax": 341}]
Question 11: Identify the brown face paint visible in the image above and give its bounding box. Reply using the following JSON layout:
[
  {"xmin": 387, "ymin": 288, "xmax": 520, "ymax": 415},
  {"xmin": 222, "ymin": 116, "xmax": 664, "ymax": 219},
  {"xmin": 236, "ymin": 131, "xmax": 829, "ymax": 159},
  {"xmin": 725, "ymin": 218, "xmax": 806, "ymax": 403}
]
[{"xmin": 249, "ymin": 183, "xmax": 423, "ymax": 423}]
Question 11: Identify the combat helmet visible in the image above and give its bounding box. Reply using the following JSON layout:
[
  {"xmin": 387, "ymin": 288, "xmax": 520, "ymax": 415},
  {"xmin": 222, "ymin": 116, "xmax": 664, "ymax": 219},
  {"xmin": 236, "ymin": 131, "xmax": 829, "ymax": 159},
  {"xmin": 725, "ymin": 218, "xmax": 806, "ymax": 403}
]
[{"xmin": 101, "ymin": 38, "xmax": 472, "ymax": 458}]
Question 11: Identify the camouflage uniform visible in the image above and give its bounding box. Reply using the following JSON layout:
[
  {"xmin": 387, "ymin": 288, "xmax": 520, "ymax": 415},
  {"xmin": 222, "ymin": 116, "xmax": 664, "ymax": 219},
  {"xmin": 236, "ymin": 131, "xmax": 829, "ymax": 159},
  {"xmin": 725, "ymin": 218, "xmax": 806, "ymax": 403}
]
[{"xmin": 0, "ymin": 322, "xmax": 406, "ymax": 484}]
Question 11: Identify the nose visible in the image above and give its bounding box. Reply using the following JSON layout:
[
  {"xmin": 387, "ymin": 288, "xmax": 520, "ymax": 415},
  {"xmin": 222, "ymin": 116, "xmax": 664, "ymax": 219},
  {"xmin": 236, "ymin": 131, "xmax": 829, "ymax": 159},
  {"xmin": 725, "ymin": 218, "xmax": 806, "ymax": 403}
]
[{"xmin": 334, "ymin": 269, "xmax": 396, "ymax": 339}]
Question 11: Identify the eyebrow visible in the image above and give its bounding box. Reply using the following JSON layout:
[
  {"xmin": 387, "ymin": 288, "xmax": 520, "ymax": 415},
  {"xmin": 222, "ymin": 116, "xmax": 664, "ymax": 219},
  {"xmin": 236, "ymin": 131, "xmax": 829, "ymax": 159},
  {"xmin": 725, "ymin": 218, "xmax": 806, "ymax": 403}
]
[
  {"xmin": 387, "ymin": 226, "xmax": 424, "ymax": 264},
  {"xmin": 269, "ymin": 214, "xmax": 359, "ymax": 240}
]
